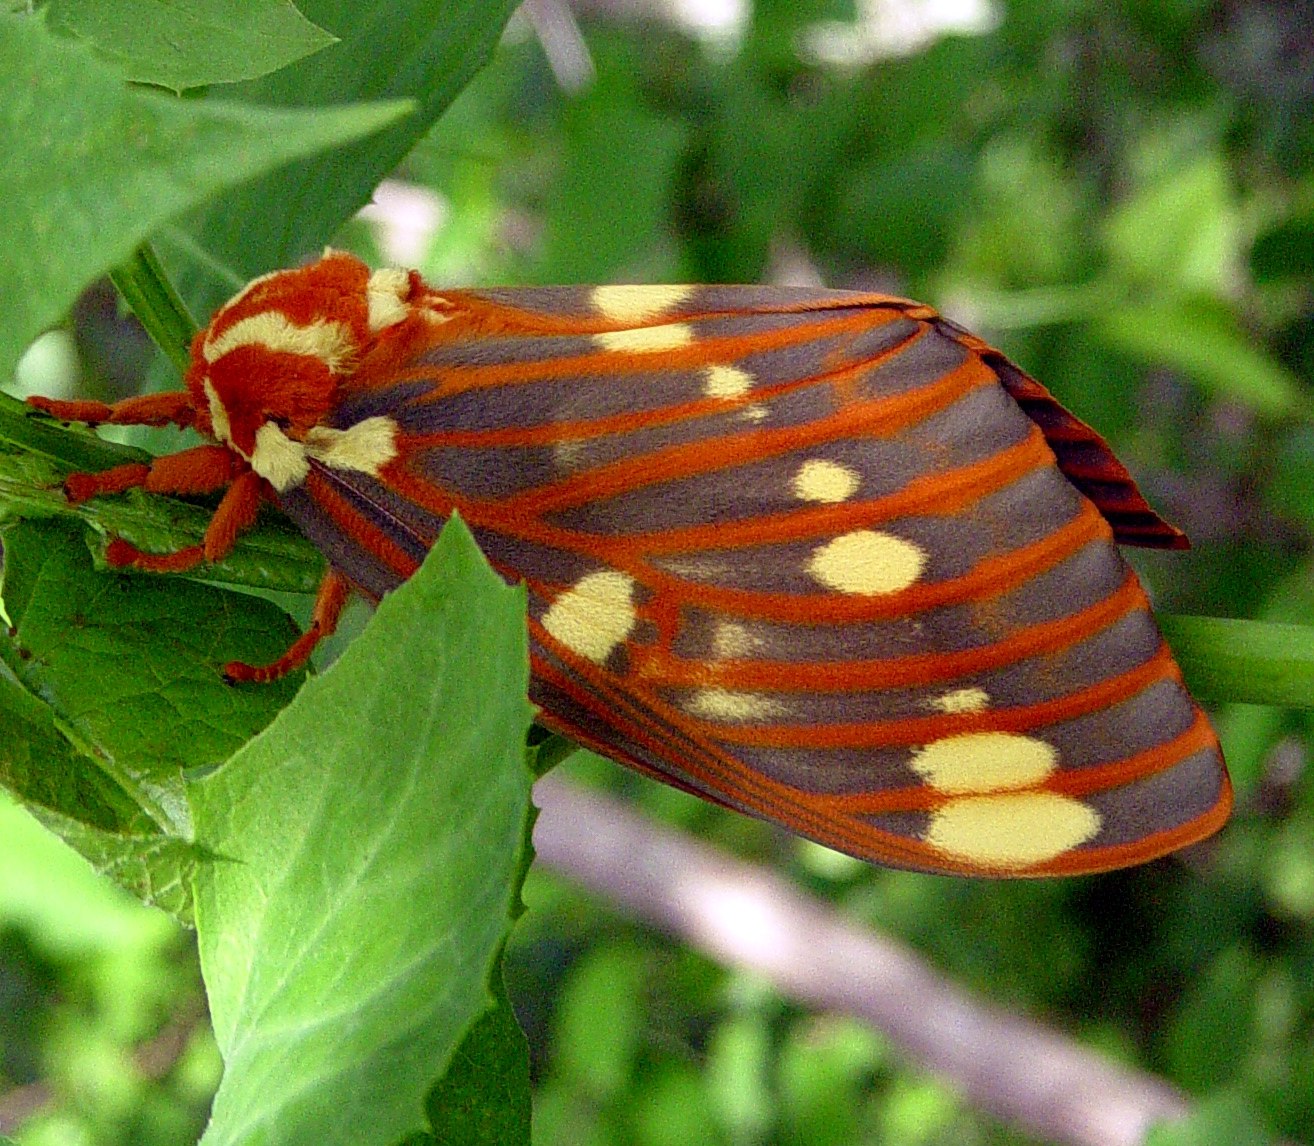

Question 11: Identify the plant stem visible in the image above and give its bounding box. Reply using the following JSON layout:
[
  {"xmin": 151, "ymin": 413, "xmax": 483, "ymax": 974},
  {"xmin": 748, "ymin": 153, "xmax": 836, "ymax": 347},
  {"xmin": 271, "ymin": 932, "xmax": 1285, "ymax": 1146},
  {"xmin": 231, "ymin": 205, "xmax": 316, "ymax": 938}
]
[{"xmin": 108, "ymin": 243, "xmax": 197, "ymax": 375}]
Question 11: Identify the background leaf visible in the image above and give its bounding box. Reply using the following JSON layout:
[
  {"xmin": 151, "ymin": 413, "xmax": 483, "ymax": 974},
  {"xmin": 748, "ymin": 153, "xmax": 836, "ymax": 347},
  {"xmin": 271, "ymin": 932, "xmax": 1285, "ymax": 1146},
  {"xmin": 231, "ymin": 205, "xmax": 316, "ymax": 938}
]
[
  {"xmin": 0, "ymin": 13, "xmax": 410, "ymax": 381},
  {"xmin": 170, "ymin": 0, "xmax": 522, "ymax": 318},
  {"xmin": 43, "ymin": 0, "xmax": 336, "ymax": 91}
]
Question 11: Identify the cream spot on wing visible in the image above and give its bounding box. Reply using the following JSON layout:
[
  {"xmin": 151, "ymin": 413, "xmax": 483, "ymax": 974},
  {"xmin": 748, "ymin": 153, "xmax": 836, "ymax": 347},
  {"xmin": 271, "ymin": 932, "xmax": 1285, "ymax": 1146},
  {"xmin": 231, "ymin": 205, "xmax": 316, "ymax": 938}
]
[
  {"xmin": 712, "ymin": 621, "xmax": 761, "ymax": 659},
  {"xmin": 703, "ymin": 364, "xmax": 754, "ymax": 399},
  {"xmin": 806, "ymin": 530, "xmax": 926, "ymax": 595},
  {"xmin": 792, "ymin": 458, "xmax": 861, "ymax": 503},
  {"xmin": 251, "ymin": 423, "xmax": 309, "ymax": 491},
  {"xmin": 202, "ymin": 378, "xmax": 233, "ymax": 449},
  {"xmin": 740, "ymin": 403, "xmax": 769, "ymax": 423},
  {"xmin": 553, "ymin": 438, "xmax": 587, "ymax": 470},
  {"xmin": 204, "ymin": 313, "xmax": 355, "ymax": 371},
  {"xmin": 931, "ymin": 687, "xmax": 990, "ymax": 715},
  {"xmin": 925, "ymin": 793, "xmax": 1101, "ymax": 871},
  {"xmin": 541, "ymin": 571, "xmax": 638, "ymax": 664},
  {"xmin": 591, "ymin": 285, "xmax": 695, "ymax": 324},
  {"xmin": 365, "ymin": 267, "xmax": 412, "ymax": 331},
  {"xmin": 910, "ymin": 731, "xmax": 1058, "ymax": 794},
  {"xmin": 595, "ymin": 323, "xmax": 695, "ymax": 354},
  {"xmin": 657, "ymin": 555, "xmax": 734, "ymax": 580},
  {"xmin": 304, "ymin": 416, "xmax": 399, "ymax": 476},
  {"xmin": 685, "ymin": 688, "xmax": 784, "ymax": 722}
]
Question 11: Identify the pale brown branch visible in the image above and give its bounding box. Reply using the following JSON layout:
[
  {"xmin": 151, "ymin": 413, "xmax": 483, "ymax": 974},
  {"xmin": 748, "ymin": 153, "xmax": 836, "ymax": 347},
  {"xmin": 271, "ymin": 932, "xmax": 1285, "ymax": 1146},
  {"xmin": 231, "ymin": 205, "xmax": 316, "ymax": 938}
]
[{"xmin": 531, "ymin": 773, "xmax": 1191, "ymax": 1146}]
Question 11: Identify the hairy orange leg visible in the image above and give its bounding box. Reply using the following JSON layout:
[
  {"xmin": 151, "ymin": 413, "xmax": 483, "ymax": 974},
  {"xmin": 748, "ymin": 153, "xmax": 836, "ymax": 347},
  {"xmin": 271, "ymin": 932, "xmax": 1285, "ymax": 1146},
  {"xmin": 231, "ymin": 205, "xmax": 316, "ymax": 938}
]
[
  {"xmin": 63, "ymin": 444, "xmax": 241, "ymax": 504},
  {"xmin": 64, "ymin": 463, "xmax": 152, "ymax": 502},
  {"xmin": 29, "ymin": 392, "xmax": 337, "ymax": 684},
  {"xmin": 224, "ymin": 569, "xmax": 352, "ymax": 684},
  {"xmin": 105, "ymin": 467, "xmax": 265, "ymax": 573},
  {"xmin": 28, "ymin": 391, "xmax": 198, "ymax": 429}
]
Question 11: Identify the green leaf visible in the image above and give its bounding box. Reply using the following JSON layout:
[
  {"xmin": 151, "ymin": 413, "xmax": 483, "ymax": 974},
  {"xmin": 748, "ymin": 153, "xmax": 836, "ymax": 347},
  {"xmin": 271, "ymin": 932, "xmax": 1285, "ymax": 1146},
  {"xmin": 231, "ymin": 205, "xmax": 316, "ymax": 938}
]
[
  {"xmin": 0, "ymin": 657, "xmax": 139, "ymax": 832},
  {"xmin": 0, "ymin": 663, "xmax": 194, "ymax": 917},
  {"xmin": 834, "ymin": 143, "xmax": 974, "ymax": 278},
  {"xmin": 553, "ymin": 944, "xmax": 649, "ymax": 1100},
  {"xmin": 1097, "ymin": 297, "xmax": 1310, "ymax": 418},
  {"xmin": 1160, "ymin": 616, "xmax": 1314, "ymax": 710},
  {"xmin": 0, "ymin": 790, "xmax": 181, "ymax": 960},
  {"xmin": 174, "ymin": 0, "xmax": 521, "ymax": 318},
  {"xmin": 23, "ymin": 804, "xmax": 203, "ymax": 921},
  {"xmin": 538, "ymin": 67, "xmax": 686, "ymax": 282},
  {"xmin": 0, "ymin": 515, "xmax": 303, "ymax": 919},
  {"xmin": 45, "ymin": 0, "xmax": 336, "ymax": 92},
  {"xmin": 420, "ymin": 971, "xmax": 532, "ymax": 1146},
  {"xmin": 0, "ymin": 519, "xmax": 304, "ymax": 831},
  {"xmin": 0, "ymin": 12, "xmax": 411, "ymax": 381},
  {"xmin": 1251, "ymin": 208, "xmax": 1314, "ymax": 283},
  {"xmin": 1162, "ymin": 946, "xmax": 1260, "ymax": 1090},
  {"xmin": 191, "ymin": 517, "xmax": 534, "ymax": 1146},
  {"xmin": 1104, "ymin": 154, "xmax": 1238, "ymax": 297},
  {"xmin": 0, "ymin": 391, "xmax": 146, "ymax": 473}
]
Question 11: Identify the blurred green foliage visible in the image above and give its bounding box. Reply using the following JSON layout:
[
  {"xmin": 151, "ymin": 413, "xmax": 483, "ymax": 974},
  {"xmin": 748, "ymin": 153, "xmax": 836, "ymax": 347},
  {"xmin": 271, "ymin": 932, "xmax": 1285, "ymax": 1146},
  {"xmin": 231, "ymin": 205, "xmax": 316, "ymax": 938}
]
[{"xmin": 2, "ymin": 0, "xmax": 1313, "ymax": 1144}]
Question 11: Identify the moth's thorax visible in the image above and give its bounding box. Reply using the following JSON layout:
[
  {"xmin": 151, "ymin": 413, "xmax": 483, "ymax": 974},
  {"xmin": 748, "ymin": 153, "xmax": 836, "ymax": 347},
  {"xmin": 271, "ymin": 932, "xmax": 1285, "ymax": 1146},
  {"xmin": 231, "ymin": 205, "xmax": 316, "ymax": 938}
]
[{"xmin": 184, "ymin": 252, "xmax": 447, "ymax": 491}]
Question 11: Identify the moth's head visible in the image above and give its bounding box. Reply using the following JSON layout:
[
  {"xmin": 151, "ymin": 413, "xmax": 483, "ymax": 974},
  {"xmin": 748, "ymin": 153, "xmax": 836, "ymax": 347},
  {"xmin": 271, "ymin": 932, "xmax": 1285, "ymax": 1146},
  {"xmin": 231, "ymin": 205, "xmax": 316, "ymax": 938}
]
[{"xmin": 184, "ymin": 251, "xmax": 420, "ymax": 488}]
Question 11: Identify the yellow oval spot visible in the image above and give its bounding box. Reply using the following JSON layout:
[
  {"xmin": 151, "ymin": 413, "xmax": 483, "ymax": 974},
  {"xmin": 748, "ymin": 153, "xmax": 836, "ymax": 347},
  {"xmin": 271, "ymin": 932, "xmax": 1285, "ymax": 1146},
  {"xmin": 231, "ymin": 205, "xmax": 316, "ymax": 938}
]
[
  {"xmin": 932, "ymin": 687, "xmax": 990, "ymax": 715},
  {"xmin": 911, "ymin": 731, "xmax": 1057, "ymax": 794},
  {"xmin": 304, "ymin": 416, "xmax": 399, "ymax": 476},
  {"xmin": 806, "ymin": 530, "xmax": 926, "ymax": 595},
  {"xmin": 925, "ymin": 793, "xmax": 1101, "ymax": 871},
  {"xmin": 591, "ymin": 285, "xmax": 694, "ymax": 324},
  {"xmin": 595, "ymin": 323, "xmax": 694, "ymax": 354},
  {"xmin": 685, "ymin": 688, "xmax": 784, "ymax": 722},
  {"xmin": 791, "ymin": 459, "xmax": 861, "ymax": 503},
  {"xmin": 703, "ymin": 364, "xmax": 754, "ymax": 399},
  {"xmin": 541, "ymin": 571, "xmax": 638, "ymax": 664}
]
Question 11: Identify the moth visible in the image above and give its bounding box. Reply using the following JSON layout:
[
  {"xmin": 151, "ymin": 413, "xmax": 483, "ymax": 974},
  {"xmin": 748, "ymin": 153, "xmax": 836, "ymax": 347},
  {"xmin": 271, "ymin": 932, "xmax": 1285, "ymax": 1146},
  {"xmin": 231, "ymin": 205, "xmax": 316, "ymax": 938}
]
[{"xmin": 27, "ymin": 252, "xmax": 1231, "ymax": 876}]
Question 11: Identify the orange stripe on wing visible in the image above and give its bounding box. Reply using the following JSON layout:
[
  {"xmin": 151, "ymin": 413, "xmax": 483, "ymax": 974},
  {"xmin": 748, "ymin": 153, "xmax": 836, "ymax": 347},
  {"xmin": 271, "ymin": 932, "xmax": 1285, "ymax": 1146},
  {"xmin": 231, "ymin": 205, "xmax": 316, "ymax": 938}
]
[
  {"xmin": 639, "ymin": 568, "xmax": 1149, "ymax": 692},
  {"xmin": 303, "ymin": 469, "xmax": 422, "ymax": 581}
]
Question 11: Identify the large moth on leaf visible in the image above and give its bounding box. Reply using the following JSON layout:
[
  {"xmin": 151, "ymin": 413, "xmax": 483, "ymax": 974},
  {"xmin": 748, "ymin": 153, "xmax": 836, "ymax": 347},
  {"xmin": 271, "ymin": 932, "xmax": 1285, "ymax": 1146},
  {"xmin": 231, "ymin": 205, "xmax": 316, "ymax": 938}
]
[{"xmin": 27, "ymin": 252, "xmax": 1230, "ymax": 876}]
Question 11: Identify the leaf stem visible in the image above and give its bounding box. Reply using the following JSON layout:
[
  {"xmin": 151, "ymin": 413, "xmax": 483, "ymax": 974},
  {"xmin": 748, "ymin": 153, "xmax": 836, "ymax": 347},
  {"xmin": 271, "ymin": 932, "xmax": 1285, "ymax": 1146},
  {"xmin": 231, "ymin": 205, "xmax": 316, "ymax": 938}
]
[
  {"xmin": 108, "ymin": 243, "xmax": 198, "ymax": 375},
  {"xmin": 527, "ymin": 729, "xmax": 581, "ymax": 777},
  {"xmin": 1160, "ymin": 615, "xmax": 1314, "ymax": 710}
]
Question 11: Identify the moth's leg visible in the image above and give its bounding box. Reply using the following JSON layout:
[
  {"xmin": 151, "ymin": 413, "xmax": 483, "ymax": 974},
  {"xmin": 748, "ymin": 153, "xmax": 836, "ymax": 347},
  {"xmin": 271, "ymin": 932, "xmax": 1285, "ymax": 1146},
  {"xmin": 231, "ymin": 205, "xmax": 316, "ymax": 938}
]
[
  {"xmin": 105, "ymin": 465, "xmax": 262, "ymax": 573},
  {"xmin": 64, "ymin": 444, "xmax": 240, "ymax": 504},
  {"xmin": 28, "ymin": 391, "xmax": 197, "ymax": 429},
  {"xmin": 224, "ymin": 569, "xmax": 353, "ymax": 684}
]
